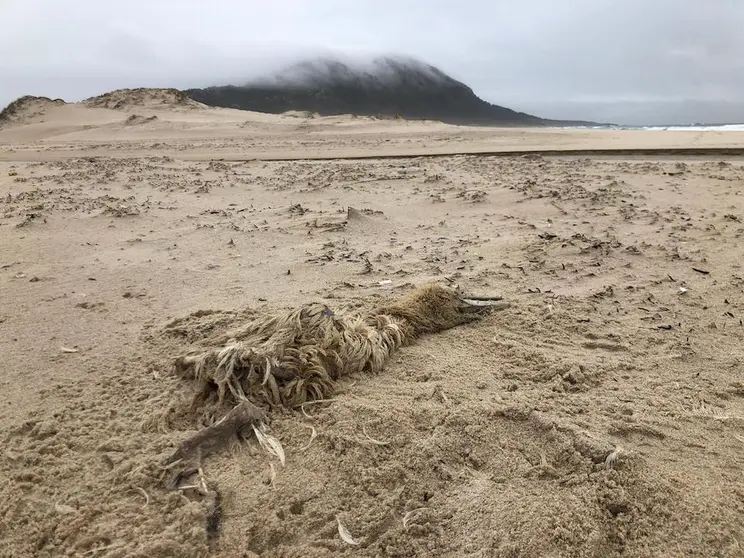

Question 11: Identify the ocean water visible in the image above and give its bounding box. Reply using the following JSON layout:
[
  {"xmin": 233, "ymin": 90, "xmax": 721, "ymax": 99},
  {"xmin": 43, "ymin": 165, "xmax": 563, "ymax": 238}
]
[
  {"xmin": 641, "ymin": 124, "xmax": 744, "ymax": 131},
  {"xmin": 564, "ymin": 124, "xmax": 744, "ymax": 132},
  {"xmin": 565, "ymin": 124, "xmax": 744, "ymax": 131}
]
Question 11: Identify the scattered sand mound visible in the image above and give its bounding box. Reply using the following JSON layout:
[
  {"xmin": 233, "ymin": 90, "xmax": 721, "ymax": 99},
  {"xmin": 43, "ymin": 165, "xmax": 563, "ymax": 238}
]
[
  {"xmin": 83, "ymin": 88, "xmax": 204, "ymax": 111},
  {"xmin": 281, "ymin": 110, "xmax": 315, "ymax": 119},
  {"xmin": 0, "ymin": 96, "xmax": 66, "ymax": 127},
  {"xmin": 124, "ymin": 114, "xmax": 159, "ymax": 126}
]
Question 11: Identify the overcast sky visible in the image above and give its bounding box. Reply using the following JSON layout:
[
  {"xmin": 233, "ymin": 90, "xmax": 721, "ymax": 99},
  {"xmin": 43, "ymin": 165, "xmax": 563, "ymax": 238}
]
[{"xmin": 2, "ymin": 0, "xmax": 743, "ymax": 125}]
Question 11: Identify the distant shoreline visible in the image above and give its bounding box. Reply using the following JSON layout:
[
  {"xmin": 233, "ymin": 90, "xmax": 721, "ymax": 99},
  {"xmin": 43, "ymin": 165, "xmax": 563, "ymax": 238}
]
[{"xmin": 565, "ymin": 124, "xmax": 744, "ymax": 131}]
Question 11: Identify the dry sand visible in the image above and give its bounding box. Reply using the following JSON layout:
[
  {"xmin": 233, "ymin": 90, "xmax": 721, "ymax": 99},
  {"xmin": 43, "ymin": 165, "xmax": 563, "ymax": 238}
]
[{"xmin": 1, "ymin": 92, "xmax": 744, "ymax": 557}]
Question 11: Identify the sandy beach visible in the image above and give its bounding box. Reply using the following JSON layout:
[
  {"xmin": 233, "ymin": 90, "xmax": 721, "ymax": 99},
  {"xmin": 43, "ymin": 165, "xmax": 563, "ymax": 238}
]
[{"xmin": 1, "ymin": 95, "xmax": 743, "ymax": 557}]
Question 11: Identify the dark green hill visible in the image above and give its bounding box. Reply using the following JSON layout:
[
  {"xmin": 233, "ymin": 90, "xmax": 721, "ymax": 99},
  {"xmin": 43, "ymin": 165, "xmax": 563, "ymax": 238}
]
[{"xmin": 183, "ymin": 57, "xmax": 592, "ymax": 126}]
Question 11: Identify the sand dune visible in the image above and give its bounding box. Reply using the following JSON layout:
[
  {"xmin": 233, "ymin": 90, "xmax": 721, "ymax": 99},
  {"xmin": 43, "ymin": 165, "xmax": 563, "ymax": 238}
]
[
  {"xmin": 0, "ymin": 89, "xmax": 454, "ymax": 147},
  {"xmin": 82, "ymin": 87, "xmax": 206, "ymax": 111},
  {"xmin": 1, "ymin": 90, "xmax": 744, "ymax": 557},
  {"xmin": 0, "ymin": 89, "xmax": 743, "ymax": 161}
]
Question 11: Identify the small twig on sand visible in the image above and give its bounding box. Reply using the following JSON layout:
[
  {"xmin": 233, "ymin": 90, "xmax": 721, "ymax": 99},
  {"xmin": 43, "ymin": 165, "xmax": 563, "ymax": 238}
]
[
  {"xmin": 337, "ymin": 516, "xmax": 361, "ymax": 545},
  {"xmin": 300, "ymin": 425, "xmax": 317, "ymax": 451},
  {"xmin": 83, "ymin": 543, "xmax": 125, "ymax": 556},
  {"xmin": 134, "ymin": 487, "xmax": 150, "ymax": 509},
  {"xmin": 197, "ymin": 467, "xmax": 209, "ymax": 493},
  {"xmin": 362, "ymin": 425, "xmax": 390, "ymax": 446},
  {"xmin": 300, "ymin": 398, "xmax": 338, "ymax": 418},
  {"xmin": 301, "ymin": 398, "xmax": 339, "ymax": 407},
  {"xmin": 252, "ymin": 424, "xmax": 286, "ymax": 466}
]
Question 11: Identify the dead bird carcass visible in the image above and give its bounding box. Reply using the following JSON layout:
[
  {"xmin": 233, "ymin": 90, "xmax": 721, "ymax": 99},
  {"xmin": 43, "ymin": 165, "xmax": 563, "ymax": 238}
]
[
  {"xmin": 174, "ymin": 283, "xmax": 507, "ymax": 414},
  {"xmin": 160, "ymin": 283, "xmax": 507, "ymax": 527}
]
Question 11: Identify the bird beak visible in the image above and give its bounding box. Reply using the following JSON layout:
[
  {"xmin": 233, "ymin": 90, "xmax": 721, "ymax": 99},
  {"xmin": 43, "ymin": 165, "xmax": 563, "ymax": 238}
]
[{"xmin": 457, "ymin": 295, "xmax": 510, "ymax": 313}]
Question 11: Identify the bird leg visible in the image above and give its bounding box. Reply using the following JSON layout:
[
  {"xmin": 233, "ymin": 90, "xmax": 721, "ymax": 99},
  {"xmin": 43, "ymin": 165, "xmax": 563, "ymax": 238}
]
[{"xmin": 162, "ymin": 399, "xmax": 267, "ymax": 490}]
